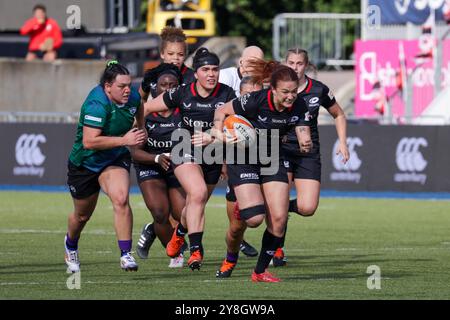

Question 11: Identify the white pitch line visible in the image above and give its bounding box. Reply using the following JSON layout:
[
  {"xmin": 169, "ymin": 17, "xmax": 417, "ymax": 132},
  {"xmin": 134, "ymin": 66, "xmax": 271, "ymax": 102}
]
[
  {"xmin": 112, "ymin": 202, "xmax": 227, "ymax": 210},
  {"xmin": 0, "ymin": 228, "xmax": 117, "ymax": 235},
  {"xmin": 0, "ymin": 276, "xmax": 362, "ymax": 287},
  {"xmin": 0, "ymin": 229, "xmax": 445, "ymax": 253}
]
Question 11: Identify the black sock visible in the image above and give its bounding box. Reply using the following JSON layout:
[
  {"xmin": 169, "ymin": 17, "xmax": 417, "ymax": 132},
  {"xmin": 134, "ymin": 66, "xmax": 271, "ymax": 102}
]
[
  {"xmin": 280, "ymin": 222, "xmax": 287, "ymax": 248},
  {"xmin": 289, "ymin": 199, "xmax": 299, "ymax": 214},
  {"xmin": 188, "ymin": 232, "xmax": 204, "ymax": 255},
  {"xmin": 255, "ymin": 229, "xmax": 282, "ymax": 274},
  {"xmin": 176, "ymin": 223, "xmax": 188, "ymax": 237}
]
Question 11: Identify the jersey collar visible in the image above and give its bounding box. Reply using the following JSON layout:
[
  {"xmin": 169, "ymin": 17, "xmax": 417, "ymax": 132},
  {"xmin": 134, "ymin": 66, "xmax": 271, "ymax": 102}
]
[
  {"xmin": 190, "ymin": 81, "xmax": 221, "ymax": 98},
  {"xmin": 237, "ymin": 67, "xmax": 243, "ymax": 80},
  {"xmin": 267, "ymin": 89, "xmax": 293, "ymax": 113},
  {"xmin": 300, "ymin": 76, "xmax": 313, "ymax": 94},
  {"xmin": 181, "ymin": 64, "xmax": 188, "ymax": 75},
  {"xmin": 153, "ymin": 107, "xmax": 178, "ymax": 119}
]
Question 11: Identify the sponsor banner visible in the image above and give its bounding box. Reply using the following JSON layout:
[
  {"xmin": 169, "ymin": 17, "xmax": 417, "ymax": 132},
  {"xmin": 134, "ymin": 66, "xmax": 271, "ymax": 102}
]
[
  {"xmin": 1, "ymin": 123, "xmax": 450, "ymax": 192},
  {"xmin": 0, "ymin": 123, "xmax": 139, "ymax": 187},
  {"xmin": 320, "ymin": 124, "xmax": 450, "ymax": 192},
  {"xmin": 355, "ymin": 39, "xmax": 450, "ymax": 118},
  {"xmin": 0, "ymin": 123, "xmax": 76, "ymax": 185},
  {"xmin": 368, "ymin": 0, "xmax": 447, "ymax": 25}
]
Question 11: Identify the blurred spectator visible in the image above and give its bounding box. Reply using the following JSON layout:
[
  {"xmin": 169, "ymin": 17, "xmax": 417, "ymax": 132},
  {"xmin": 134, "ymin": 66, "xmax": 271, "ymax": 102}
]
[
  {"xmin": 20, "ymin": 4, "xmax": 63, "ymax": 62},
  {"xmin": 219, "ymin": 46, "xmax": 264, "ymax": 97}
]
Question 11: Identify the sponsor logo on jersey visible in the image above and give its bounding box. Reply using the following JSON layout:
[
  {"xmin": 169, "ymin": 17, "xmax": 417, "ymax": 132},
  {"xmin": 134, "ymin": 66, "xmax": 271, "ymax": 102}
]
[
  {"xmin": 258, "ymin": 115, "xmax": 268, "ymax": 123},
  {"xmin": 239, "ymin": 93, "xmax": 250, "ymax": 110},
  {"xmin": 330, "ymin": 137, "xmax": 363, "ymax": 183},
  {"xmin": 215, "ymin": 102, "xmax": 225, "ymax": 109},
  {"xmin": 129, "ymin": 106, "xmax": 137, "ymax": 115},
  {"xmin": 147, "ymin": 137, "xmax": 173, "ymax": 149},
  {"xmin": 272, "ymin": 118, "xmax": 287, "ymax": 124},
  {"xmin": 160, "ymin": 123, "xmax": 176, "ymax": 128},
  {"xmin": 328, "ymin": 90, "xmax": 335, "ymax": 100},
  {"xmin": 196, "ymin": 103, "xmax": 213, "ymax": 108},
  {"xmin": 240, "ymin": 173, "xmax": 259, "ymax": 180},
  {"xmin": 85, "ymin": 115, "xmax": 102, "ymax": 123},
  {"xmin": 168, "ymin": 88, "xmax": 177, "ymax": 100},
  {"xmin": 304, "ymin": 111, "xmax": 313, "ymax": 121},
  {"xmin": 183, "ymin": 117, "xmax": 214, "ymax": 128},
  {"xmin": 183, "ymin": 102, "xmax": 192, "ymax": 109},
  {"xmin": 13, "ymin": 133, "xmax": 46, "ymax": 177},
  {"xmin": 139, "ymin": 169, "xmax": 159, "ymax": 178},
  {"xmin": 289, "ymin": 116, "xmax": 299, "ymax": 123},
  {"xmin": 394, "ymin": 137, "xmax": 428, "ymax": 185},
  {"xmin": 69, "ymin": 185, "xmax": 77, "ymax": 194},
  {"xmin": 147, "ymin": 123, "xmax": 156, "ymax": 130},
  {"xmin": 309, "ymin": 97, "xmax": 320, "ymax": 104}
]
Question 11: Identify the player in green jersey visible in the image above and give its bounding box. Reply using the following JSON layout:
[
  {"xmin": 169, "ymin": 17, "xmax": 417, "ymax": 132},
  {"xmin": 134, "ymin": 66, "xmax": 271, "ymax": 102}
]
[{"xmin": 64, "ymin": 61, "xmax": 147, "ymax": 273}]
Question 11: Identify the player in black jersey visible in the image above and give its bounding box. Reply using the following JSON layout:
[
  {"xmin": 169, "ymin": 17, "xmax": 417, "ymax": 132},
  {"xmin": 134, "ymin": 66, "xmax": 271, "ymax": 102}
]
[
  {"xmin": 221, "ymin": 77, "xmax": 263, "ymax": 262},
  {"xmin": 132, "ymin": 63, "xmax": 188, "ymax": 267},
  {"xmin": 212, "ymin": 62, "xmax": 312, "ymax": 282},
  {"xmin": 144, "ymin": 48, "xmax": 236, "ymax": 271},
  {"xmin": 272, "ymin": 48, "xmax": 350, "ymax": 267}
]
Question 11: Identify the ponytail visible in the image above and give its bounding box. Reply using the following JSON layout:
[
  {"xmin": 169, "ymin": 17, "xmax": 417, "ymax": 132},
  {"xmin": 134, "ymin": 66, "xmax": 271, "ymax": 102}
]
[{"xmin": 100, "ymin": 60, "xmax": 130, "ymax": 88}]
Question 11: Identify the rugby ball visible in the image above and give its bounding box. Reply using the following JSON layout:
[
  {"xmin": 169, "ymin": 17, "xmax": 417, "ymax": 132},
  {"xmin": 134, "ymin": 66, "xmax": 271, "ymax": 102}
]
[{"xmin": 223, "ymin": 115, "xmax": 256, "ymax": 148}]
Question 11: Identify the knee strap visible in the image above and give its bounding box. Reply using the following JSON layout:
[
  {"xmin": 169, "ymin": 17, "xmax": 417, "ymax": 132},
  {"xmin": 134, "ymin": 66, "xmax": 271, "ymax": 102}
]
[{"xmin": 240, "ymin": 205, "xmax": 266, "ymax": 221}]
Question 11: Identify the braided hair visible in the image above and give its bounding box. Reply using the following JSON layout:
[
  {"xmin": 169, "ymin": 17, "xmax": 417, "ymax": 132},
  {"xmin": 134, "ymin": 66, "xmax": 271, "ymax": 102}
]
[{"xmin": 141, "ymin": 63, "xmax": 182, "ymax": 97}]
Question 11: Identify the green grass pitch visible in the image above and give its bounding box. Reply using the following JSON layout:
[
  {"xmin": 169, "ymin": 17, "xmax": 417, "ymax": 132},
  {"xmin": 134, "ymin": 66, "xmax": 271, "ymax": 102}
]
[{"xmin": 1, "ymin": 191, "xmax": 450, "ymax": 300}]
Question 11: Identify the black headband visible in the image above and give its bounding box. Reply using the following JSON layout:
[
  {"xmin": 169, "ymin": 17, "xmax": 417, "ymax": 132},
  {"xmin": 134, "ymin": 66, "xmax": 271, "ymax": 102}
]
[
  {"xmin": 158, "ymin": 68, "xmax": 181, "ymax": 81},
  {"xmin": 192, "ymin": 48, "xmax": 220, "ymax": 71}
]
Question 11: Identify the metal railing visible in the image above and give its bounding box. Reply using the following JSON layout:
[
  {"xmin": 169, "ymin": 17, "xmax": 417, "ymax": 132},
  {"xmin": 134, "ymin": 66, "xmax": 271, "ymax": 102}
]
[{"xmin": 273, "ymin": 13, "xmax": 362, "ymax": 69}]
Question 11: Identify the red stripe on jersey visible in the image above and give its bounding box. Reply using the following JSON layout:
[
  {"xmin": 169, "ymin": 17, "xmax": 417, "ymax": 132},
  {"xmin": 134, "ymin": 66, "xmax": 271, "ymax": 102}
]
[
  {"xmin": 181, "ymin": 65, "xmax": 187, "ymax": 75},
  {"xmin": 212, "ymin": 83, "xmax": 221, "ymax": 97},
  {"xmin": 152, "ymin": 112, "xmax": 159, "ymax": 118},
  {"xmin": 174, "ymin": 108, "xmax": 180, "ymax": 115},
  {"xmin": 190, "ymin": 82, "xmax": 197, "ymax": 96},
  {"xmin": 267, "ymin": 90, "xmax": 275, "ymax": 111},
  {"xmin": 305, "ymin": 78, "xmax": 313, "ymax": 93}
]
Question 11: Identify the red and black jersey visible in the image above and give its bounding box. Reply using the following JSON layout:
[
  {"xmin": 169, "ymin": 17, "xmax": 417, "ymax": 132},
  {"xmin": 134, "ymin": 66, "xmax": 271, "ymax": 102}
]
[
  {"xmin": 143, "ymin": 109, "xmax": 182, "ymax": 154},
  {"xmin": 282, "ymin": 76, "xmax": 336, "ymax": 157},
  {"xmin": 163, "ymin": 81, "xmax": 236, "ymax": 135},
  {"xmin": 233, "ymin": 88, "xmax": 310, "ymax": 135},
  {"xmin": 232, "ymin": 88, "xmax": 311, "ymax": 160}
]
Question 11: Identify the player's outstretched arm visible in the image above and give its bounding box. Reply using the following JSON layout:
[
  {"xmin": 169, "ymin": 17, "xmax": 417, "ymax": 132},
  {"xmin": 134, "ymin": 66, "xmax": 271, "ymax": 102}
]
[
  {"xmin": 211, "ymin": 101, "xmax": 235, "ymax": 142},
  {"xmin": 295, "ymin": 125, "xmax": 312, "ymax": 153},
  {"xmin": 143, "ymin": 92, "xmax": 169, "ymax": 117},
  {"xmin": 83, "ymin": 127, "xmax": 146, "ymax": 150},
  {"xmin": 328, "ymin": 103, "xmax": 349, "ymax": 164}
]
